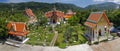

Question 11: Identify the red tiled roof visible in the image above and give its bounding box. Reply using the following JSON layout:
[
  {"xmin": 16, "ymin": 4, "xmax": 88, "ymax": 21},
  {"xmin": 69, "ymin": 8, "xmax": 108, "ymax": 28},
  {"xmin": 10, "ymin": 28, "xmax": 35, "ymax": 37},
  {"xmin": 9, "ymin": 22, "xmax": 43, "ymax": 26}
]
[
  {"xmin": 88, "ymin": 12, "xmax": 102, "ymax": 22},
  {"xmin": 8, "ymin": 31, "xmax": 29, "ymax": 36},
  {"xmin": 15, "ymin": 23, "xmax": 26, "ymax": 32},
  {"xmin": 64, "ymin": 14, "xmax": 74, "ymax": 18},
  {"xmin": 85, "ymin": 11, "xmax": 111, "ymax": 28},
  {"xmin": 64, "ymin": 10, "xmax": 75, "ymax": 19},
  {"xmin": 85, "ymin": 22, "xmax": 96, "ymax": 28},
  {"xmin": 7, "ymin": 22, "xmax": 29, "ymax": 36},
  {"xmin": 45, "ymin": 10, "xmax": 64, "ymax": 18},
  {"xmin": 25, "ymin": 8, "xmax": 35, "ymax": 17}
]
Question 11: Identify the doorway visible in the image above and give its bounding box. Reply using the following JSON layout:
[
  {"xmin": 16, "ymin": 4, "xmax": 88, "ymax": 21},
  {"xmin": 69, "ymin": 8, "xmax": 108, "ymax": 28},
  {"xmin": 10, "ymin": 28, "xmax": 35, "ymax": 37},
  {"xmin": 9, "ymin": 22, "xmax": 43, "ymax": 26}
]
[{"xmin": 99, "ymin": 29, "xmax": 102, "ymax": 36}]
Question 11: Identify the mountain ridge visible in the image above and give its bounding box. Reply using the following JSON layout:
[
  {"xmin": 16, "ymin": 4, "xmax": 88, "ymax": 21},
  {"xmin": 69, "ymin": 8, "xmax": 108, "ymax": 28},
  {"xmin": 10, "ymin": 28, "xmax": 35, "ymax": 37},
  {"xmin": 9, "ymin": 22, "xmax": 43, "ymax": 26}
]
[
  {"xmin": 0, "ymin": 2, "xmax": 119, "ymax": 12},
  {"xmin": 85, "ymin": 2, "xmax": 120, "ymax": 10}
]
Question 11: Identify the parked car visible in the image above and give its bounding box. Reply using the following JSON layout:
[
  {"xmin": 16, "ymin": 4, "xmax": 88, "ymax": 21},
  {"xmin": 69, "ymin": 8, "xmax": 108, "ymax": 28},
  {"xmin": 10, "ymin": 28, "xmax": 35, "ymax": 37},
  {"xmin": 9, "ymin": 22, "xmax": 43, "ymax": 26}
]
[
  {"xmin": 116, "ymin": 26, "xmax": 120, "ymax": 37},
  {"xmin": 117, "ymin": 26, "xmax": 120, "ymax": 31},
  {"xmin": 110, "ymin": 26, "xmax": 117, "ymax": 33},
  {"xmin": 117, "ymin": 32, "xmax": 120, "ymax": 37}
]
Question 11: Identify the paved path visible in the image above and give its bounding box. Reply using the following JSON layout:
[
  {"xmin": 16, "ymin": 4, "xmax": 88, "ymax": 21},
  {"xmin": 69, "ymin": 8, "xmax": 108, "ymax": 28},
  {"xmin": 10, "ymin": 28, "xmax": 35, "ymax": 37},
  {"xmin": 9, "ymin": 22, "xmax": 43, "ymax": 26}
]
[
  {"xmin": 91, "ymin": 38, "xmax": 120, "ymax": 51},
  {"xmin": 50, "ymin": 31, "xmax": 58, "ymax": 46},
  {"xmin": 50, "ymin": 25, "xmax": 58, "ymax": 46},
  {"xmin": 1, "ymin": 38, "xmax": 120, "ymax": 51},
  {"xmin": 0, "ymin": 44, "xmax": 93, "ymax": 51}
]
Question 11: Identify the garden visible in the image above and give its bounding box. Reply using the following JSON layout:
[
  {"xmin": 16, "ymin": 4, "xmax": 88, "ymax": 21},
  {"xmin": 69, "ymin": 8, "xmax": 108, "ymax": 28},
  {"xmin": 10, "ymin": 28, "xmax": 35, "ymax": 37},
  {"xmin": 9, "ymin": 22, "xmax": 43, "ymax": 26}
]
[{"xmin": 25, "ymin": 15, "xmax": 88, "ymax": 48}]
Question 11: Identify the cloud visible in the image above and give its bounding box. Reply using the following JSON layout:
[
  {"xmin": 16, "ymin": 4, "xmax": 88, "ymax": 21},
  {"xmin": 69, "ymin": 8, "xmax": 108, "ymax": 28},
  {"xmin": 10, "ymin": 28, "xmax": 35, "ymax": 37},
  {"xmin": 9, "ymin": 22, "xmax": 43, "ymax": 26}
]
[{"xmin": 93, "ymin": 0, "xmax": 120, "ymax": 3}]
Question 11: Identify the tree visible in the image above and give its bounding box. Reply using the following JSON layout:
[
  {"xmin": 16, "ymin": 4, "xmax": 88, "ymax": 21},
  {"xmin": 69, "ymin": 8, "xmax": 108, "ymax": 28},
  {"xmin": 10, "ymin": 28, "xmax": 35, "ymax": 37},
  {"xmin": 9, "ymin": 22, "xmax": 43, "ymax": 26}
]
[
  {"xmin": 108, "ymin": 9, "xmax": 120, "ymax": 27},
  {"xmin": 0, "ymin": 18, "xmax": 8, "ymax": 38},
  {"xmin": 67, "ymin": 15, "xmax": 79, "ymax": 26},
  {"xmin": 8, "ymin": 13, "xmax": 29, "ymax": 22},
  {"xmin": 37, "ymin": 16, "xmax": 48, "ymax": 26},
  {"xmin": 64, "ymin": 27, "xmax": 78, "ymax": 43}
]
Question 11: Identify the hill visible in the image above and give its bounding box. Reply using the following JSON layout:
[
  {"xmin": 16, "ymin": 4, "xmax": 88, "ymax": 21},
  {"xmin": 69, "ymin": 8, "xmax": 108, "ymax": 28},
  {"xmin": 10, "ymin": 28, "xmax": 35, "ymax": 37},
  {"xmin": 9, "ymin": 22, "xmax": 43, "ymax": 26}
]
[
  {"xmin": 85, "ymin": 2, "xmax": 120, "ymax": 10},
  {"xmin": 0, "ymin": 2, "xmax": 82, "ymax": 12}
]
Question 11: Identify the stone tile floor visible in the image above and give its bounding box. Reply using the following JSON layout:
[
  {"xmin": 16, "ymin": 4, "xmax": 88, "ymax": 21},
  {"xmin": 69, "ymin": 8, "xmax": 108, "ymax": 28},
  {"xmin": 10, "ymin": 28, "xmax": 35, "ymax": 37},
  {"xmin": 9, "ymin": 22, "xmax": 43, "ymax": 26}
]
[
  {"xmin": 0, "ymin": 37, "xmax": 120, "ymax": 51},
  {"xmin": 91, "ymin": 37, "xmax": 120, "ymax": 51},
  {"xmin": 0, "ymin": 43, "xmax": 92, "ymax": 51}
]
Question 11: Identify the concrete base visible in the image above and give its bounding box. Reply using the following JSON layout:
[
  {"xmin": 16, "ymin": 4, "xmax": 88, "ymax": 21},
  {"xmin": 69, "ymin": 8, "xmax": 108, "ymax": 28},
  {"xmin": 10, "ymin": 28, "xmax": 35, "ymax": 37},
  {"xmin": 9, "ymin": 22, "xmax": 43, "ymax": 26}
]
[{"xmin": 5, "ymin": 38, "xmax": 29, "ymax": 47}]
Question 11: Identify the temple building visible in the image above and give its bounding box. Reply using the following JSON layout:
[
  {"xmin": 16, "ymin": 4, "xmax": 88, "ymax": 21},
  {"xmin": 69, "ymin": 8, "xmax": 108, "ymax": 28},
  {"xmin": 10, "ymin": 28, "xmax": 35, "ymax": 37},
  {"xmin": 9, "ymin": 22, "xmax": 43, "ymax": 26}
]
[
  {"xmin": 6, "ymin": 22, "xmax": 29, "ymax": 46},
  {"xmin": 45, "ymin": 8, "xmax": 64, "ymax": 24},
  {"xmin": 84, "ymin": 11, "xmax": 112, "ymax": 43},
  {"xmin": 24, "ymin": 8, "xmax": 37, "ymax": 23},
  {"xmin": 64, "ymin": 10, "xmax": 76, "ymax": 20}
]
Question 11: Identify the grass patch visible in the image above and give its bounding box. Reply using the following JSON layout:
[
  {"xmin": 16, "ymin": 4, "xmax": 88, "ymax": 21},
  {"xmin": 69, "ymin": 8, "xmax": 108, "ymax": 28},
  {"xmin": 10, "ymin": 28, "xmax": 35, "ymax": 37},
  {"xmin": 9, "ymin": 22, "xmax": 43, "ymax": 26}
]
[
  {"xmin": 26, "ymin": 26, "xmax": 54, "ymax": 46},
  {"xmin": 26, "ymin": 23, "xmax": 87, "ymax": 48}
]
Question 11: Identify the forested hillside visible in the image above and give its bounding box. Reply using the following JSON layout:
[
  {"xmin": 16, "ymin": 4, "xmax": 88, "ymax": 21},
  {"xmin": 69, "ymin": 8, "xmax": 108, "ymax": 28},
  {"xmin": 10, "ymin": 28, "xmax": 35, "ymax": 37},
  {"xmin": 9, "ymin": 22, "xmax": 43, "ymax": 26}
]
[{"xmin": 0, "ymin": 2, "xmax": 120, "ymax": 27}]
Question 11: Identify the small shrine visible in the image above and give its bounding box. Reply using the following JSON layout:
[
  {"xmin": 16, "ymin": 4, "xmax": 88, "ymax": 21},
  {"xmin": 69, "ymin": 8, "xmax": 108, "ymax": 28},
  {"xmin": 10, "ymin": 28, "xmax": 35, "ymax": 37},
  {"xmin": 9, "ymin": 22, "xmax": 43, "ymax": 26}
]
[
  {"xmin": 84, "ymin": 11, "xmax": 112, "ymax": 43},
  {"xmin": 6, "ymin": 22, "xmax": 29, "ymax": 46}
]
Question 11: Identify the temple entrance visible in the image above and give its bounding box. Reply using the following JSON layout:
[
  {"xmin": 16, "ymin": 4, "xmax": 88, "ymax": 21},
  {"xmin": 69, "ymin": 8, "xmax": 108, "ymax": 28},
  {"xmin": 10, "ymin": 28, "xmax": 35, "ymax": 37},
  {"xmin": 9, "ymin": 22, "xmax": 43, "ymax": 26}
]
[
  {"xmin": 99, "ymin": 29, "xmax": 102, "ymax": 36},
  {"xmin": 53, "ymin": 19, "xmax": 56, "ymax": 23}
]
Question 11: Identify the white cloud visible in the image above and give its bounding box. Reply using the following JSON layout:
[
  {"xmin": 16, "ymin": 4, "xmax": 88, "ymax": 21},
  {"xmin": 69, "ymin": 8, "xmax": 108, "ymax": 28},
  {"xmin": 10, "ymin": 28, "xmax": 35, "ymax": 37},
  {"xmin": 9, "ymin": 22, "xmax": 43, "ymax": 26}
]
[{"xmin": 93, "ymin": 0, "xmax": 120, "ymax": 3}]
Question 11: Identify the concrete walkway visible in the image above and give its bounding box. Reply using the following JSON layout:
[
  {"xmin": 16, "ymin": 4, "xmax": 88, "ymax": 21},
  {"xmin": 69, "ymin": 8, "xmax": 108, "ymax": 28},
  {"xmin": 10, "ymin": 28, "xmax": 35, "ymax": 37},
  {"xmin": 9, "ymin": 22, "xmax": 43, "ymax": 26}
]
[
  {"xmin": 91, "ymin": 38, "xmax": 120, "ymax": 51},
  {"xmin": 50, "ymin": 25, "xmax": 58, "ymax": 46},
  {"xmin": 0, "ymin": 44, "xmax": 92, "ymax": 51},
  {"xmin": 1, "ymin": 38, "xmax": 120, "ymax": 51},
  {"xmin": 50, "ymin": 31, "xmax": 58, "ymax": 46}
]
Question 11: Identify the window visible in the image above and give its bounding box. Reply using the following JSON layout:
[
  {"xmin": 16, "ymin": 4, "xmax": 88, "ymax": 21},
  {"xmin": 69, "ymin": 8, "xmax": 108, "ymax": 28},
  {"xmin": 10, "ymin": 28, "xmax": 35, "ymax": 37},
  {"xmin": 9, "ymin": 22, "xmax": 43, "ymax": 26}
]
[{"xmin": 104, "ymin": 26, "xmax": 107, "ymax": 32}]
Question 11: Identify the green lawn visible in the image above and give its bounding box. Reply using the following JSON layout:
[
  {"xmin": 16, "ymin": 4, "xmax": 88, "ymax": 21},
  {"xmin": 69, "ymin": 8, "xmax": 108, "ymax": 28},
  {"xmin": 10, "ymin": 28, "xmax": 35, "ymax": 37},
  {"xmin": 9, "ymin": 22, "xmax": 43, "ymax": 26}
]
[
  {"xmin": 26, "ymin": 24, "xmax": 87, "ymax": 48},
  {"xmin": 55, "ymin": 24, "xmax": 87, "ymax": 48},
  {"xmin": 26, "ymin": 26, "xmax": 54, "ymax": 46}
]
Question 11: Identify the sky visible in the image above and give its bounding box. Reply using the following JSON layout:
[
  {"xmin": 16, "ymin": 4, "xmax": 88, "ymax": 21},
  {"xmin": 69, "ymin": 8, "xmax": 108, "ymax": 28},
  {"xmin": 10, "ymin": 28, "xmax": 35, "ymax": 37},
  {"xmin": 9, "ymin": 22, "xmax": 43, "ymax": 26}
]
[{"xmin": 0, "ymin": 0, "xmax": 120, "ymax": 7}]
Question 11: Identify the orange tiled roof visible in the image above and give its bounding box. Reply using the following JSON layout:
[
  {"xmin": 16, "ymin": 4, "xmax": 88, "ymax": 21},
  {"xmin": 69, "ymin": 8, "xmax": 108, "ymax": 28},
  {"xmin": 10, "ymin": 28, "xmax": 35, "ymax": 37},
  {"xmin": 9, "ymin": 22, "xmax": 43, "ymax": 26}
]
[
  {"xmin": 7, "ymin": 22, "xmax": 29, "ymax": 36},
  {"xmin": 88, "ymin": 12, "xmax": 102, "ymax": 22},
  {"xmin": 85, "ymin": 22, "xmax": 96, "ymax": 28},
  {"xmin": 64, "ymin": 14, "xmax": 74, "ymax": 18},
  {"xmin": 9, "ymin": 31, "xmax": 29, "ymax": 36},
  {"xmin": 25, "ymin": 8, "xmax": 35, "ymax": 17},
  {"xmin": 64, "ymin": 10, "xmax": 75, "ymax": 19},
  {"xmin": 45, "ymin": 10, "xmax": 64, "ymax": 18},
  {"xmin": 85, "ymin": 11, "xmax": 111, "ymax": 28}
]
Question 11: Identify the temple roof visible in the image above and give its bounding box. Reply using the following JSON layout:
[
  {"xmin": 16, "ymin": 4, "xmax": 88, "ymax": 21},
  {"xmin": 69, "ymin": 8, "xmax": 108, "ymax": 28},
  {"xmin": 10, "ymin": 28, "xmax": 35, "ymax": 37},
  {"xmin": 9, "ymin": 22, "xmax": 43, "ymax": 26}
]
[
  {"xmin": 64, "ymin": 10, "xmax": 76, "ymax": 18},
  {"xmin": 25, "ymin": 8, "xmax": 35, "ymax": 17},
  {"xmin": 84, "ymin": 22, "xmax": 96, "ymax": 28},
  {"xmin": 84, "ymin": 11, "xmax": 111, "ymax": 28},
  {"xmin": 45, "ymin": 9, "xmax": 64, "ymax": 18},
  {"xmin": 7, "ymin": 22, "xmax": 29, "ymax": 36}
]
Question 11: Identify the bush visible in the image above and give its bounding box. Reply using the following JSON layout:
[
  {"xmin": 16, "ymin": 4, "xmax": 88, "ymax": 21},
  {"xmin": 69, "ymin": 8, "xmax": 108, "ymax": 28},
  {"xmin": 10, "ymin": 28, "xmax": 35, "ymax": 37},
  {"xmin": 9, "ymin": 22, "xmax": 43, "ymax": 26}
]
[{"xmin": 0, "ymin": 18, "xmax": 8, "ymax": 38}]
